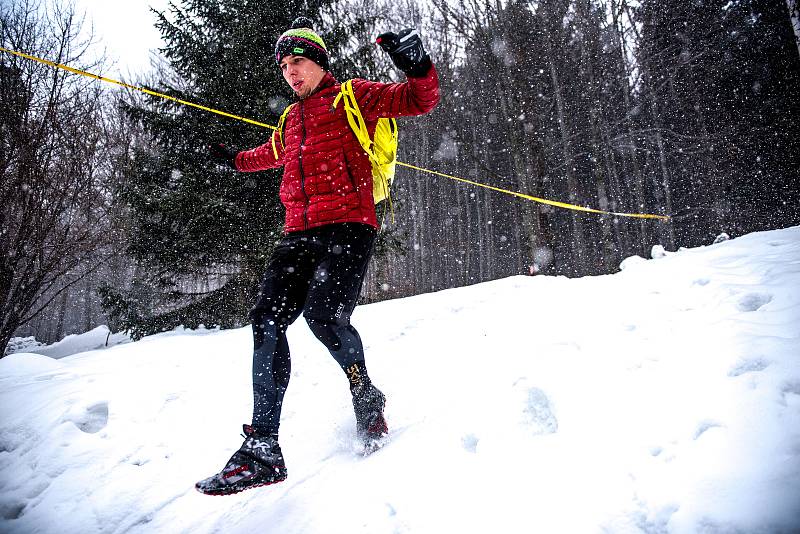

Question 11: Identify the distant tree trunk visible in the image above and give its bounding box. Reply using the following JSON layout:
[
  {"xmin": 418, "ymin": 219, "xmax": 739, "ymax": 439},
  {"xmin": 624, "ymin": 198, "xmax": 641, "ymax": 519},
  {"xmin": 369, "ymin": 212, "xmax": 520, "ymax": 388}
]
[
  {"xmin": 465, "ymin": 119, "xmax": 478, "ymax": 283},
  {"xmin": 650, "ymin": 105, "xmax": 677, "ymax": 249},
  {"xmin": 575, "ymin": 0, "xmax": 616, "ymax": 273},
  {"xmin": 454, "ymin": 163, "xmax": 467, "ymax": 285},
  {"xmin": 495, "ymin": 71, "xmax": 539, "ymax": 271},
  {"xmin": 483, "ymin": 183, "xmax": 495, "ymax": 278},
  {"xmin": 413, "ymin": 128, "xmax": 432, "ymax": 291},
  {"xmin": 54, "ymin": 289, "xmax": 69, "ymax": 342},
  {"xmin": 611, "ymin": 0, "xmax": 649, "ymax": 256},
  {"xmin": 82, "ymin": 272, "xmax": 94, "ymax": 333},
  {"xmin": 545, "ymin": 38, "xmax": 588, "ymax": 275},
  {"xmin": 693, "ymin": 97, "xmax": 726, "ymax": 234}
]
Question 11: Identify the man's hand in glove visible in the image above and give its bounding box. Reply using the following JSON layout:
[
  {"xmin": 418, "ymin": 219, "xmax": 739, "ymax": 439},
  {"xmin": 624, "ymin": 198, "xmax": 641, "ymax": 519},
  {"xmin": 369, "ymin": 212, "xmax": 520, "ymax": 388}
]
[
  {"xmin": 376, "ymin": 29, "xmax": 432, "ymax": 78},
  {"xmin": 209, "ymin": 143, "xmax": 238, "ymax": 170}
]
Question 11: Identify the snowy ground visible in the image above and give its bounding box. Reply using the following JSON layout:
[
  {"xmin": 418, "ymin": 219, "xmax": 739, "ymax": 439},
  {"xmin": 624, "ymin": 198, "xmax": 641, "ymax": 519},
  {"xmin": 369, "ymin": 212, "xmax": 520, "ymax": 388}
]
[
  {"xmin": 1, "ymin": 226, "xmax": 799, "ymax": 534},
  {"xmin": 5, "ymin": 326, "xmax": 131, "ymax": 360}
]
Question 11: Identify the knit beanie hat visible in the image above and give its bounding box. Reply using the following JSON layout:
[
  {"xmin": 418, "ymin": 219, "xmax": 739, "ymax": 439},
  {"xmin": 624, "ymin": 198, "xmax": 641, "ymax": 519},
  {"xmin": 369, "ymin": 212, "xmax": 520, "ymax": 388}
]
[{"xmin": 275, "ymin": 17, "xmax": 329, "ymax": 71}]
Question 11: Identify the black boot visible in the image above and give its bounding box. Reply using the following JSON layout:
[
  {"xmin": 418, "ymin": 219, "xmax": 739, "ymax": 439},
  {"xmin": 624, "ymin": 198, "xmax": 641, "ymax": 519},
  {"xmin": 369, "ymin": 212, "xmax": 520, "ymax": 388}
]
[
  {"xmin": 195, "ymin": 425, "xmax": 287, "ymax": 496},
  {"xmin": 352, "ymin": 383, "xmax": 388, "ymax": 454}
]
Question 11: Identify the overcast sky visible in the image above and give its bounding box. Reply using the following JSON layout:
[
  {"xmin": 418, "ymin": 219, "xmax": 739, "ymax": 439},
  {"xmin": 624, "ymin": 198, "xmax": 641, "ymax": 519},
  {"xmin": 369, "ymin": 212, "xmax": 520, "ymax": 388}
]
[{"xmin": 74, "ymin": 0, "xmax": 169, "ymax": 76}]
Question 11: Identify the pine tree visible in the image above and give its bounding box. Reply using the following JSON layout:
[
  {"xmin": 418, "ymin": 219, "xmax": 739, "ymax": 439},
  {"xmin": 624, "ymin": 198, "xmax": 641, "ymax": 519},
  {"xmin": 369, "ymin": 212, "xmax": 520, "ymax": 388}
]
[{"xmin": 102, "ymin": 1, "xmax": 341, "ymax": 338}]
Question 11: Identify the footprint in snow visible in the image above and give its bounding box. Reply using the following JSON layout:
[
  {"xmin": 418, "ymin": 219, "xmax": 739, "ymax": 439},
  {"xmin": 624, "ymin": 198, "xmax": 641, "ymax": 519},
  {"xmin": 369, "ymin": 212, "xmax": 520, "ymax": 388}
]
[
  {"xmin": 694, "ymin": 420, "xmax": 723, "ymax": 440},
  {"xmin": 728, "ymin": 357, "xmax": 770, "ymax": 377},
  {"xmin": 783, "ymin": 382, "xmax": 800, "ymax": 395},
  {"xmin": 1, "ymin": 501, "xmax": 26, "ymax": 521},
  {"xmin": 64, "ymin": 402, "xmax": 109, "ymax": 434},
  {"xmin": 461, "ymin": 433, "xmax": 479, "ymax": 453},
  {"xmin": 782, "ymin": 382, "xmax": 800, "ymax": 406},
  {"xmin": 523, "ymin": 388, "xmax": 558, "ymax": 435},
  {"xmin": 736, "ymin": 292, "xmax": 772, "ymax": 312}
]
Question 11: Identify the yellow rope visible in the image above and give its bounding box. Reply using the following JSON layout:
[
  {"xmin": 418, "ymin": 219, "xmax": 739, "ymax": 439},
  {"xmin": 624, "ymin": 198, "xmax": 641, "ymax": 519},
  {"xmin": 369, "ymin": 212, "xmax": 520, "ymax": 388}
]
[
  {"xmin": 397, "ymin": 162, "xmax": 670, "ymax": 220},
  {"xmin": 1, "ymin": 45, "xmax": 669, "ymax": 221},
  {"xmin": 0, "ymin": 46, "xmax": 276, "ymax": 130}
]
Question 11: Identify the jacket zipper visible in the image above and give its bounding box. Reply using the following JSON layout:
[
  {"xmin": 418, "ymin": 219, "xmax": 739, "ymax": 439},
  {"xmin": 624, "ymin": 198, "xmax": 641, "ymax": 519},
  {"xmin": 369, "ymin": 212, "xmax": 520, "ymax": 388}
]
[
  {"xmin": 342, "ymin": 149, "xmax": 358, "ymax": 192},
  {"xmin": 298, "ymin": 100, "xmax": 309, "ymax": 230}
]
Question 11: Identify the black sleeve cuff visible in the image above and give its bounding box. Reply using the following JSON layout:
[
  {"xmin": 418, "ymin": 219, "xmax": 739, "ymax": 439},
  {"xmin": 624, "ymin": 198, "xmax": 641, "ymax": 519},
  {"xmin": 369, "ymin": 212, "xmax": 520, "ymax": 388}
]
[{"xmin": 404, "ymin": 57, "xmax": 433, "ymax": 78}]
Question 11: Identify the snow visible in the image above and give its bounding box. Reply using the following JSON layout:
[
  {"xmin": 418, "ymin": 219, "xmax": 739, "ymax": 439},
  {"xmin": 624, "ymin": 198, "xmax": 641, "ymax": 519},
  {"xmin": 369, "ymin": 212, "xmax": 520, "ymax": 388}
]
[
  {"xmin": 6, "ymin": 326, "xmax": 131, "ymax": 360},
  {"xmin": 2, "ymin": 226, "xmax": 800, "ymax": 533}
]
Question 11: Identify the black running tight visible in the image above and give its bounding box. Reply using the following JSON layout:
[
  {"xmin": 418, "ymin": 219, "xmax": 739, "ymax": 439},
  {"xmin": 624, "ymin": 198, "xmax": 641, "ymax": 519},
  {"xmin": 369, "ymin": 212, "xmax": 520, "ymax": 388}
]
[{"xmin": 249, "ymin": 223, "xmax": 376, "ymax": 435}]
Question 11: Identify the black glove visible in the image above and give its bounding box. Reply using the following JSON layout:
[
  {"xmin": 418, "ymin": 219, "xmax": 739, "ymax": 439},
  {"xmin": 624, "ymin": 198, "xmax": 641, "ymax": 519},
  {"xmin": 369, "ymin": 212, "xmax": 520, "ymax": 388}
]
[
  {"xmin": 376, "ymin": 28, "xmax": 432, "ymax": 78},
  {"xmin": 209, "ymin": 143, "xmax": 237, "ymax": 170}
]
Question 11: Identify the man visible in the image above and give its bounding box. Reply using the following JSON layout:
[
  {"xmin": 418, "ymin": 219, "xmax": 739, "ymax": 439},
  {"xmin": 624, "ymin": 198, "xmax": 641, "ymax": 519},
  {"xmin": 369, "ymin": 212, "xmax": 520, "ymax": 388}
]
[{"xmin": 195, "ymin": 17, "xmax": 440, "ymax": 496}]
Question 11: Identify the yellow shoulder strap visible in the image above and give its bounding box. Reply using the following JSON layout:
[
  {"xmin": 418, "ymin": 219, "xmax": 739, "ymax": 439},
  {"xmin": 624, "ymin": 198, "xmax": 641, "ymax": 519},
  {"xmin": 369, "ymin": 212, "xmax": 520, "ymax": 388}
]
[
  {"xmin": 271, "ymin": 103, "xmax": 294, "ymax": 160},
  {"xmin": 333, "ymin": 79, "xmax": 398, "ymax": 222},
  {"xmin": 332, "ymin": 80, "xmax": 376, "ymax": 160}
]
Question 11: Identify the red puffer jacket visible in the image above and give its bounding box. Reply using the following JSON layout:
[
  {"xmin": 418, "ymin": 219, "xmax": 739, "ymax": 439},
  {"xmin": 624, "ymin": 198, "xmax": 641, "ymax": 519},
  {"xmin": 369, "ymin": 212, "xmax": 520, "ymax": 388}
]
[{"xmin": 235, "ymin": 66, "xmax": 440, "ymax": 233}]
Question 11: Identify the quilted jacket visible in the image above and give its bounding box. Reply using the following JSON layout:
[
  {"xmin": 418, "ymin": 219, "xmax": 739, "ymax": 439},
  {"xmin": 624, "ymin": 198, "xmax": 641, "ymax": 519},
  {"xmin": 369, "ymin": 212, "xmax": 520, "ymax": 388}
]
[{"xmin": 235, "ymin": 66, "xmax": 440, "ymax": 233}]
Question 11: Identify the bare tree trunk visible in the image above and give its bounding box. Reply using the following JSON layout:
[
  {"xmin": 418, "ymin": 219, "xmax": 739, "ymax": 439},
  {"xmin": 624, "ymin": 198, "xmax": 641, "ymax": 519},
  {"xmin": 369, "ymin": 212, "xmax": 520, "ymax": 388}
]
[
  {"xmin": 545, "ymin": 38, "xmax": 588, "ymax": 275},
  {"xmin": 483, "ymin": 183, "xmax": 495, "ymax": 278},
  {"xmin": 693, "ymin": 97, "xmax": 726, "ymax": 233},
  {"xmin": 54, "ymin": 289, "xmax": 69, "ymax": 342},
  {"xmin": 495, "ymin": 72, "xmax": 540, "ymax": 271},
  {"xmin": 651, "ymin": 110, "xmax": 677, "ymax": 248},
  {"xmin": 465, "ymin": 117, "xmax": 479, "ymax": 284},
  {"xmin": 575, "ymin": 0, "xmax": 616, "ymax": 273},
  {"xmin": 417, "ymin": 129, "xmax": 432, "ymax": 290},
  {"xmin": 455, "ymin": 163, "xmax": 467, "ymax": 286},
  {"xmin": 612, "ymin": 0, "xmax": 649, "ymax": 256}
]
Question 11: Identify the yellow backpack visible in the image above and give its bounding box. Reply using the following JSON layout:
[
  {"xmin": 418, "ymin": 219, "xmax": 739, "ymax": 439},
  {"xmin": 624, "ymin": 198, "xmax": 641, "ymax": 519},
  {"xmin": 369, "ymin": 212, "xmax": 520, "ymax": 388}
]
[{"xmin": 271, "ymin": 80, "xmax": 398, "ymax": 211}]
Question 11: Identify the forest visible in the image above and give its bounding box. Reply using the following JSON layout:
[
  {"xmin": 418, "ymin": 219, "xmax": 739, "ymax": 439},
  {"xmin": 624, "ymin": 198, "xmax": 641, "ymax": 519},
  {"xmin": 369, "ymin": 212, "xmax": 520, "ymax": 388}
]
[{"xmin": 2, "ymin": 0, "xmax": 799, "ymax": 355}]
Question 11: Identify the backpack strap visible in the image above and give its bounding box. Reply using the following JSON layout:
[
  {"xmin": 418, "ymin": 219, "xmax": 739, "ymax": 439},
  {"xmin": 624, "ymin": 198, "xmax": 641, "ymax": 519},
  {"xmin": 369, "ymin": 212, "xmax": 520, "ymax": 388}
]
[
  {"xmin": 332, "ymin": 80, "xmax": 397, "ymax": 222},
  {"xmin": 333, "ymin": 80, "xmax": 375, "ymax": 159},
  {"xmin": 271, "ymin": 103, "xmax": 294, "ymax": 160}
]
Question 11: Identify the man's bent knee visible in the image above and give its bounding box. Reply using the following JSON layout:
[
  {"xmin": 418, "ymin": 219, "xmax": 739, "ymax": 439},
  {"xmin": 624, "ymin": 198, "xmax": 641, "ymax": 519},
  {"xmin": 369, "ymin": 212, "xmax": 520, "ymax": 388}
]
[{"xmin": 304, "ymin": 313, "xmax": 344, "ymax": 351}]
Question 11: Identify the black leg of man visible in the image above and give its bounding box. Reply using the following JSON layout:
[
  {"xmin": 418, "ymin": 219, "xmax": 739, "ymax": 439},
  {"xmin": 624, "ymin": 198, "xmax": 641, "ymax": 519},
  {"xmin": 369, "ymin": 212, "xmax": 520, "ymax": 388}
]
[{"xmin": 249, "ymin": 222, "xmax": 387, "ymax": 444}]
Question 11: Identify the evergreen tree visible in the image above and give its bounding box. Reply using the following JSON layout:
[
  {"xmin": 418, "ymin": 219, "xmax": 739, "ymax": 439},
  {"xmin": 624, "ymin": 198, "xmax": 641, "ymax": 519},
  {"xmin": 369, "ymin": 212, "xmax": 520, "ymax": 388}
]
[
  {"xmin": 102, "ymin": 1, "xmax": 346, "ymax": 338},
  {"xmin": 635, "ymin": 0, "xmax": 800, "ymax": 245}
]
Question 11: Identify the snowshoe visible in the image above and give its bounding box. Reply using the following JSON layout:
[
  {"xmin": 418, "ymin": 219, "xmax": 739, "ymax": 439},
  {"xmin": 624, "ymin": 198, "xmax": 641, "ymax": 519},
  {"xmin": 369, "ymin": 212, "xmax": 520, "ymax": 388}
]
[
  {"xmin": 195, "ymin": 425, "xmax": 287, "ymax": 496},
  {"xmin": 352, "ymin": 383, "xmax": 389, "ymax": 455}
]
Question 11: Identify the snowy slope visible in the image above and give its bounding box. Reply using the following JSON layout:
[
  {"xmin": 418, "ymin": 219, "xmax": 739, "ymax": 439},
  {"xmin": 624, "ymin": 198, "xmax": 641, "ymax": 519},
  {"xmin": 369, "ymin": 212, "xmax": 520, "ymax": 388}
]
[
  {"xmin": 1, "ymin": 227, "xmax": 799, "ymax": 534},
  {"xmin": 7, "ymin": 326, "xmax": 131, "ymax": 360}
]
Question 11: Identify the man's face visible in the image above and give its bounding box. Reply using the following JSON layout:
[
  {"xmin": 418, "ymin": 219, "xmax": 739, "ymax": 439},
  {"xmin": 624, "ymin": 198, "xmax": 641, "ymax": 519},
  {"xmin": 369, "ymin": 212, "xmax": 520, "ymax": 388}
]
[{"xmin": 280, "ymin": 55, "xmax": 325, "ymax": 99}]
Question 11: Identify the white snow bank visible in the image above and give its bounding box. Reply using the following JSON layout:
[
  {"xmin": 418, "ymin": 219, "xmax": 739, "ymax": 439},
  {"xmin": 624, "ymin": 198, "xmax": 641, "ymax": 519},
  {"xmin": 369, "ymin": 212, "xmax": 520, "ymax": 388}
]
[
  {"xmin": 1, "ymin": 226, "xmax": 799, "ymax": 534},
  {"xmin": 0, "ymin": 352, "xmax": 66, "ymax": 378},
  {"xmin": 8, "ymin": 325, "xmax": 131, "ymax": 360},
  {"xmin": 3, "ymin": 336, "xmax": 44, "ymax": 356}
]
